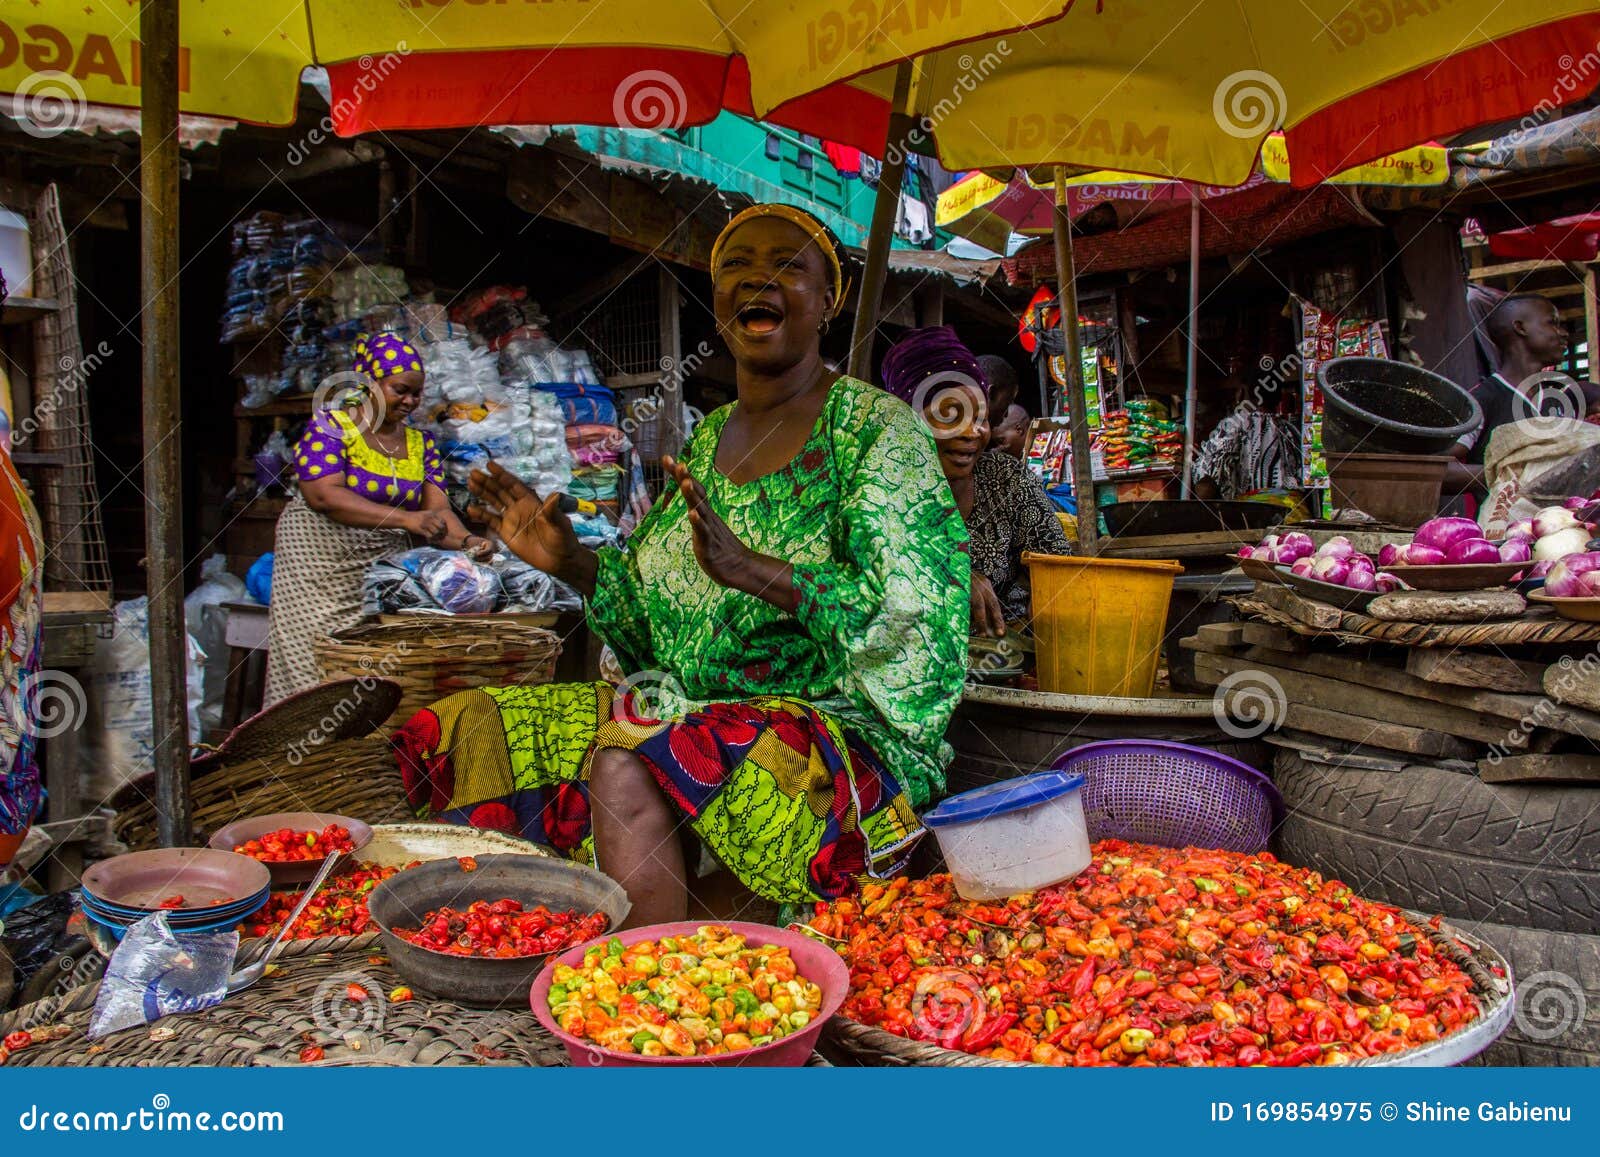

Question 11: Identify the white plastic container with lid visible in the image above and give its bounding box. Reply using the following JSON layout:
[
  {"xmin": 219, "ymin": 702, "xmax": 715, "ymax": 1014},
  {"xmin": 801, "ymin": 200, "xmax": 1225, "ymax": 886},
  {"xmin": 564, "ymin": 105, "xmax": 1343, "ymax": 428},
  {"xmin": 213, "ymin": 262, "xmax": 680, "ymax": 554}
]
[
  {"xmin": 0, "ymin": 207, "xmax": 33, "ymax": 299},
  {"xmin": 921, "ymin": 770, "xmax": 1091, "ymax": 901}
]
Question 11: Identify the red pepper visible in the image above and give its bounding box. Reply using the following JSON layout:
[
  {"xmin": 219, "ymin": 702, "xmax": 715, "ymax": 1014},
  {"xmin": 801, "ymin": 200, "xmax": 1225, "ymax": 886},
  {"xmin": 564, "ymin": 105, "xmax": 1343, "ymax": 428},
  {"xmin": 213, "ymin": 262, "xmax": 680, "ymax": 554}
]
[
  {"xmin": 1274, "ymin": 1043, "xmax": 1322, "ymax": 1067},
  {"xmin": 961, "ymin": 1012, "xmax": 1017, "ymax": 1053},
  {"xmin": 1070, "ymin": 957, "xmax": 1097, "ymax": 997}
]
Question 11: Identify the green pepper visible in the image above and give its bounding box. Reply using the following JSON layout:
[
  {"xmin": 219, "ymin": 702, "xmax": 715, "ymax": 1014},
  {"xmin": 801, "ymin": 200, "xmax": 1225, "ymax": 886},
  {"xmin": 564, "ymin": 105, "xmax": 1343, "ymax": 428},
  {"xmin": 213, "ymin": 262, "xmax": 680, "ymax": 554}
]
[
  {"xmin": 1194, "ymin": 877, "xmax": 1220, "ymax": 894},
  {"xmin": 607, "ymin": 937, "xmax": 626, "ymax": 958},
  {"xmin": 731, "ymin": 987, "xmax": 761, "ymax": 1016},
  {"xmin": 702, "ymin": 983, "xmax": 726, "ymax": 999},
  {"xmin": 548, "ymin": 985, "xmax": 569, "ymax": 1006},
  {"xmin": 630, "ymin": 1029, "xmax": 658, "ymax": 1051},
  {"xmin": 1133, "ymin": 970, "xmax": 1154, "ymax": 982},
  {"xmin": 597, "ymin": 1001, "xmax": 618, "ymax": 1017}
]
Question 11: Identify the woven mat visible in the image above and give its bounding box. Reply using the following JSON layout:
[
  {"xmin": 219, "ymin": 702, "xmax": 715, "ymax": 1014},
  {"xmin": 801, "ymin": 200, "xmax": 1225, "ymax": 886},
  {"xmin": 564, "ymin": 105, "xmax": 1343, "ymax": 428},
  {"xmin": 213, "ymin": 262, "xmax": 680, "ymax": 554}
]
[
  {"xmin": 1233, "ymin": 595, "xmax": 1600, "ymax": 648},
  {"xmin": 0, "ymin": 934, "xmax": 830, "ymax": 1067}
]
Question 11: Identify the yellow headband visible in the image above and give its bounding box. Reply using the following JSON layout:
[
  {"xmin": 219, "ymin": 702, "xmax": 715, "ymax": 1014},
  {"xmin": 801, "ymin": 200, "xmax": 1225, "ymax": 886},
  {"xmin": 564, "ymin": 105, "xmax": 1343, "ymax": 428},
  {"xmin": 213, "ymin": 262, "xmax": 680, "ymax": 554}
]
[{"xmin": 710, "ymin": 203, "xmax": 848, "ymax": 320}]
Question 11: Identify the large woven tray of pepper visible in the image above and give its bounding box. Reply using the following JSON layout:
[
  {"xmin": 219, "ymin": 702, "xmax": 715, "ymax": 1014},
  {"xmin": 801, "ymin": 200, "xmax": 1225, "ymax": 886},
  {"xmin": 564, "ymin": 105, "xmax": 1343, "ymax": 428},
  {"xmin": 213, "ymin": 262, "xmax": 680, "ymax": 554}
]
[{"xmin": 806, "ymin": 841, "xmax": 1513, "ymax": 1068}]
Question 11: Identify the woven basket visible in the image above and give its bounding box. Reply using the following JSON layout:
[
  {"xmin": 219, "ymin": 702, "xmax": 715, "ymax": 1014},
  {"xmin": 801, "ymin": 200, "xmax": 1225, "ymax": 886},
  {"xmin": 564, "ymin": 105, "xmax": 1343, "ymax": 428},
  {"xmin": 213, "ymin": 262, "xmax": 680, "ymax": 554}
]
[
  {"xmin": 821, "ymin": 1018, "xmax": 1023, "ymax": 1067},
  {"xmin": 316, "ymin": 618, "xmax": 561, "ymax": 730},
  {"xmin": 0, "ymin": 934, "xmax": 835, "ymax": 1067},
  {"xmin": 115, "ymin": 735, "xmax": 410, "ymax": 851}
]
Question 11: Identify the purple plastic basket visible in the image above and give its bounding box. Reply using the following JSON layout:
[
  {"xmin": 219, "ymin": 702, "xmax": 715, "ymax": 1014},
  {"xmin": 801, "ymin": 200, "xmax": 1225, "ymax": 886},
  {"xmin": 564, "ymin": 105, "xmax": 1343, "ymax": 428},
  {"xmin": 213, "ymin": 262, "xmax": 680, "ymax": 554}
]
[{"xmin": 1051, "ymin": 739, "xmax": 1282, "ymax": 853}]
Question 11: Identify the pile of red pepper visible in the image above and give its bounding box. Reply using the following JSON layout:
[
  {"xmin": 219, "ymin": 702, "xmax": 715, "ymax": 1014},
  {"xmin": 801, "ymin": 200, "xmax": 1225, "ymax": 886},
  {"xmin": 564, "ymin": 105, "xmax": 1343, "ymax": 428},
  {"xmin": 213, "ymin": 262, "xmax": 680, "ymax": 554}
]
[
  {"xmin": 242, "ymin": 861, "xmax": 416, "ymax": 939},
  {"xmin": 395, "ymin": 899, "xmax": 609, "ymax": 958},
  {"xmin": 809, "ymin": 841, "xmax": 1481, "ymax": 1067},
  {"xmin": 235, "ymin": 823, "xmax": 357, "ymax": 863}
]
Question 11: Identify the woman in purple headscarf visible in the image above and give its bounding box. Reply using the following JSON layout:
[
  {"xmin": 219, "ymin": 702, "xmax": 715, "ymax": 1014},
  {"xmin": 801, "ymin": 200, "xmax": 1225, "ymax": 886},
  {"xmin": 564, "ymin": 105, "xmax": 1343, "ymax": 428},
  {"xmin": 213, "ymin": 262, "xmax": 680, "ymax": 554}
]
[
  {"xmin": 266, "ymin": 332, "xmax": 489, "ymax": 702},
  {"xmin": 881, "ymin": 326, "xmax": 1072, "ymax": 638}
]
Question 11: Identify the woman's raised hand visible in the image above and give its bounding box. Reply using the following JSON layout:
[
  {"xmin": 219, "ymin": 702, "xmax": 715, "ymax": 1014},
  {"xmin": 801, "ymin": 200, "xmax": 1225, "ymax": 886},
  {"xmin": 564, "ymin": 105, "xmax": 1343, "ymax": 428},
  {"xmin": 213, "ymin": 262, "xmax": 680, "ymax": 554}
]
[
  {"xmin": 467, "ymin": 462, "xmax": 580, "ymax": 576},
  {"xmin": 664, "ymin": 455, "xmax": 756, "ymax": 592}
]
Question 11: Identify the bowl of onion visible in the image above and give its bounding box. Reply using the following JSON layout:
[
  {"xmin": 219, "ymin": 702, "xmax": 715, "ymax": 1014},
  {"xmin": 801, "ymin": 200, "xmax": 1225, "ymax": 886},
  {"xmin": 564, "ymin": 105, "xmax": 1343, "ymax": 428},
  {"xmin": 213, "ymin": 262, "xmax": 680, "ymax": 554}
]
[
  {"xmin": 1272, "ymin": 536, "xmax": 1399, "ymax": 611},
  {"xmin": 1526, "ymin": 551, "xmax": 1600, "ymax": 619},
  {"xmin": 1377, "ymin": 515, "xmax": 1550, "ymax": 591}
]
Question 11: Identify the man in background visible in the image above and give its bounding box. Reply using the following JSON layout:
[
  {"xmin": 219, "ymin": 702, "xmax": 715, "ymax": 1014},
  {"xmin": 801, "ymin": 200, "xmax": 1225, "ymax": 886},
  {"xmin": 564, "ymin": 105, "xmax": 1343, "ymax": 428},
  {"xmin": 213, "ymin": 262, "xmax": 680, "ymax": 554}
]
[
  {"xmin": 1446, "ymin": 292, "xmax": 1572, "ymax": 506},
  {"xmin": 990, "ymin": 404, "xmax": 1032, "ymax": 458}
]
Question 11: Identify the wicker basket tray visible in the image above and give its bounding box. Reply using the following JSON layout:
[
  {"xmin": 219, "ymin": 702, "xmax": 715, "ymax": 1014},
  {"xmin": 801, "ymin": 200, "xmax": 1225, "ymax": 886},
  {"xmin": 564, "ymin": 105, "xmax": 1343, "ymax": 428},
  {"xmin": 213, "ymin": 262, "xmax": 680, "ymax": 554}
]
[
  {"xmin": 115, "ymin": 736, "xmax": 410, "ymax": 851},
  {"xmin": 0, "ymin": 934, "xmax": 833, "ymax": 1067},
  {"xmin": 819, "ymin": 910, "xmax": 1512, "ymax": 1069},
  {"xmin": 316, "ymin": 618, "xmax": 561, "ymax": 730}
]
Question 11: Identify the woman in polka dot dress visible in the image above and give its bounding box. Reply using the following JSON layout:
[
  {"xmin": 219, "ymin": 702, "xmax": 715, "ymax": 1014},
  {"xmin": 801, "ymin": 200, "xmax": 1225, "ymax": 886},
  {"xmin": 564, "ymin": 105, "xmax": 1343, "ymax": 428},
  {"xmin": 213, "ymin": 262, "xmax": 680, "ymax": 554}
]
[{"xmin": 265, "ymin": 332, "xmax": 490, "ymax": 703}]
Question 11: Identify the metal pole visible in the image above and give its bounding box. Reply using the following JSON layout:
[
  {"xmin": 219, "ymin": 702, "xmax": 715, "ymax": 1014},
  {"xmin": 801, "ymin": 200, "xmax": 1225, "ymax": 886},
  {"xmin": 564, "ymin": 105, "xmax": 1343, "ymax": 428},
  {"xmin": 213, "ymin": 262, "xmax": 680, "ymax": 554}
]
[
  {"xmin": 1051, "ymin": 166, "xmax": 1098, "ymax": 551},
  {"xmin": 140, "ymin": 0, "xmax": 190, "ymax": 847},
  {"xmin": 847, "ymin": 62, "xmax": 915, "ymax": 382},
  {"xmin": 1181, "ymin": 191, "xmax": 1201, "ymax": 498}
]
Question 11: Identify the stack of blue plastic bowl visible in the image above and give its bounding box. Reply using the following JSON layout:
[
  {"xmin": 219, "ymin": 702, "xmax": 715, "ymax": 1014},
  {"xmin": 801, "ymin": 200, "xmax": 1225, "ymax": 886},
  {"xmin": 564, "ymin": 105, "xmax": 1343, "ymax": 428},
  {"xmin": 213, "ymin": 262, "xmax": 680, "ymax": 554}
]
[{"xmin": 79, "ymin": 848, "xmax": 272, "ymax": 942}]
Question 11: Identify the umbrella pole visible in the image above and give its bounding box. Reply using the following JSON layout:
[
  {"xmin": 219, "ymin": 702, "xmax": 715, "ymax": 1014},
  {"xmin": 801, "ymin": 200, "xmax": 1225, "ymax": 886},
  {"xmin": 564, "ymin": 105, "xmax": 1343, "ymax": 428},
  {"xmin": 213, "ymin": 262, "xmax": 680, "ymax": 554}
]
[
  {"xmin": 1181, "ymin": 191, "xmax": 1200, "ymax": 498},
  {"xmin": 1051, "ymin": 166, "xmax": 1098, "ymax": 551},
  {"xmin": 847, "ymin": 62, "xmax": 915, "ymax": 381},
  {"xmin": 140, "ymin": 0, "xmax": 191, "ymax": 847}
]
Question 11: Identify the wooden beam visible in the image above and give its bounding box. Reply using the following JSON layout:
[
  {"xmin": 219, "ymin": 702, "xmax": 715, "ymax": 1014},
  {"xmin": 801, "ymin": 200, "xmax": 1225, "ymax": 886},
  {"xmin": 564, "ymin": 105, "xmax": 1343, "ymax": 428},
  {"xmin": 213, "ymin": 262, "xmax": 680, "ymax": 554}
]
[
  {"xmin": 140, "ymin": 0, "xmax": 191, "ymax": 847},
  {"xmin": 847, "ymin": 62, "xmax": 914, "ymax": 381},
  {"xmin": 1586, "ymin": 267, "xmax": 1599, "ymax": 385},
  {"xmin": 1467, "ymin": 258, "xmax": 1592, "ymax": 280},
  {"xmin": 1053, "ymin": 166, "xmax": 1098, "ymax": 551}
]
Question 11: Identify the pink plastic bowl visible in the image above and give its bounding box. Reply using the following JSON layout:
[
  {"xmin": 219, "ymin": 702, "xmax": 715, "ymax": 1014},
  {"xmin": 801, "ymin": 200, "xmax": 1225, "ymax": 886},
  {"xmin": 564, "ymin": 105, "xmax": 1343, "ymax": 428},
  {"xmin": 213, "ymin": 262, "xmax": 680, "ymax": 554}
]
[{"xmin": 529, "ymin": 919, "xmax": 849, "ymax": 1067}]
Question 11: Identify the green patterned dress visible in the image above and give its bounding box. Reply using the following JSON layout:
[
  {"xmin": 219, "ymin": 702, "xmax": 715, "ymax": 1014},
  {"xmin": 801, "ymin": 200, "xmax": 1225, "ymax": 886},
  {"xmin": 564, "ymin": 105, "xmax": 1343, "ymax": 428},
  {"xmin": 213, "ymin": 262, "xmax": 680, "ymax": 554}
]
[{"xmin": 393, "ymin": 376, "xmax": 970, "ymax": 902}]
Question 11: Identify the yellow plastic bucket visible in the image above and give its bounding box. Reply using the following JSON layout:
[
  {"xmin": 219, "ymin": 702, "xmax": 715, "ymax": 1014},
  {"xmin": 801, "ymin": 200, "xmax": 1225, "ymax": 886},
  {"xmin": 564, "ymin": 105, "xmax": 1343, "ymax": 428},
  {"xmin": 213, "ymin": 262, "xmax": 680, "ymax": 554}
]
[{"xmin": 1023, "ymin": 552, "xmax": 1183, "ymax": 697}]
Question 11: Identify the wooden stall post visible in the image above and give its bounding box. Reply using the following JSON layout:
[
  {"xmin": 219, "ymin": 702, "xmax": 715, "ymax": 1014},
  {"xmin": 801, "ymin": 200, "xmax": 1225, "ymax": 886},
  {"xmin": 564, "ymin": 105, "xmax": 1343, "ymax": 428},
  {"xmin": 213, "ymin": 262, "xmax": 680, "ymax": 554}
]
[
  {"xmin": 1052, "ymin": 167, "xmax": 1099, "ymax": 551},
  {"xmin": 847, "ymin": 62, "xmax": 915, "ymax": 382},
  {"xmin": 140, "ymin": 0, "xmax": 191, "ymax": 846}
]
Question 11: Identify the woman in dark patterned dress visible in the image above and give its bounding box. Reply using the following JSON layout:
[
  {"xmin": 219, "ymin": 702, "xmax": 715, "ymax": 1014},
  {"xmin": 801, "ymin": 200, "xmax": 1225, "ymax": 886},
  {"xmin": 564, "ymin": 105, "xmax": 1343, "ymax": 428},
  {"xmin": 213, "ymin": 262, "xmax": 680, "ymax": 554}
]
[{"xmin": 880, "ymin": 327, "xmax": 1073, "ymax": 637}]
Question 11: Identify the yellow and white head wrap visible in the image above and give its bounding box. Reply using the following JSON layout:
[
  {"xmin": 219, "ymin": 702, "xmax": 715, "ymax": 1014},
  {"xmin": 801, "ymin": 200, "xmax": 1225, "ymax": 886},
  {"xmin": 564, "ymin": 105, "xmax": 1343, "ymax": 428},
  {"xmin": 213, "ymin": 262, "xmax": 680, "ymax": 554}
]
[{"xmin": 710, "ymin": 204, "xmax": 848, "ymax": 320}]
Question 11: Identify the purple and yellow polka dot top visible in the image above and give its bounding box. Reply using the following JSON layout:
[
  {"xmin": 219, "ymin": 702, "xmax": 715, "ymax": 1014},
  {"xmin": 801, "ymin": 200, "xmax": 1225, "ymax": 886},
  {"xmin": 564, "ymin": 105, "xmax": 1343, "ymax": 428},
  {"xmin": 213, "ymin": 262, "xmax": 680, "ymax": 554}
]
[{"xmin": 294, "ymin": 409, "xmax": 444, "ymax": 511}]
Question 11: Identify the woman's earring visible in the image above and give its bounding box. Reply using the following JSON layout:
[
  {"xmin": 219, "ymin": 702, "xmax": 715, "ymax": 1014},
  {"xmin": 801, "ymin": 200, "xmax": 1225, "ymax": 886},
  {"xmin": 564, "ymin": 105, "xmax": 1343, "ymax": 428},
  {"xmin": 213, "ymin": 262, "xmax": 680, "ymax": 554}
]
[{"xmin": 818, "ymin": 317, "xmax": 831, "ymax": 336}]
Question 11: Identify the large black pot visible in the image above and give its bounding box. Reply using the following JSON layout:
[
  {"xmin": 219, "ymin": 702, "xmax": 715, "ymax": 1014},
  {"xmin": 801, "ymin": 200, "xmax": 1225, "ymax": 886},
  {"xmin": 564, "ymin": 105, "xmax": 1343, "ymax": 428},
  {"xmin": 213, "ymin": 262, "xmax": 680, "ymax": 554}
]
[
  {"xmin": 1101, "ymin": 499, "xmax": 1286, "ymax": 538},
  {"xmin": 1318, "ymin": 357, "xmax": 1481, "ymax": 456},
  {"xmin": 368, "ymin": 854, "xmax": 630, "ymax": 1008}
]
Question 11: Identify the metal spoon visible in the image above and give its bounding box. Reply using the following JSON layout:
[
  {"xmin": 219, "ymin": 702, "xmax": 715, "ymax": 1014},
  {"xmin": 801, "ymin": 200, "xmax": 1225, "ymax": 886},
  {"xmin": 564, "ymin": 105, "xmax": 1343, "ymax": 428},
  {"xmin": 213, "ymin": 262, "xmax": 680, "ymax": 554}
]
[{"xmin": 226, "ymin": 851, "xmax": 342, "ymax": 994}]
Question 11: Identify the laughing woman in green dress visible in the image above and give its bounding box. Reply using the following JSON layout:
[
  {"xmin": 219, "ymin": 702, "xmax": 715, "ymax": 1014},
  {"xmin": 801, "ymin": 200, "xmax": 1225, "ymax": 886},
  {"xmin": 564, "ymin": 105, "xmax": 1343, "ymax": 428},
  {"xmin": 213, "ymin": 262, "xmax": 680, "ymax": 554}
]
[{"xmin": 393, "ymin": 204, "xmax": 970, "ymax": 926}]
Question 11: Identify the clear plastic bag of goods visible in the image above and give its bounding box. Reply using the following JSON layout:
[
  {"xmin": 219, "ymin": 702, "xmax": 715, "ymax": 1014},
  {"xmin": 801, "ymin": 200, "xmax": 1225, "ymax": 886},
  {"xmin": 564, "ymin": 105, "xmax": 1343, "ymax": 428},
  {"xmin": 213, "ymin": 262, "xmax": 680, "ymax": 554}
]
[
  {"xmin": 492, "ymin": 556, "xmax": 582, "ymax": 613},
  {"xmin": 184, "ymin": 556, "xmax": 247, "ymax": 737},
  {"xmin": 362, "ymin": 554, "xmax": 436, "ymax": 616},
  {"xmin": 500, "ymin": 334, "xmax": 557, "ymax": 383},
  {"xmin": 372, "ymin": 547, "xmax": 502, "ymax": 615},
  {"xmin": 88, "ymin": 913, "xmax": 238, "ymax": 1040},
  {"xmin": 567, "ymin": 348, "xmax": 601, "ymax": 386},
  {"xmin": 81, "ymin": 598, "xmax": 205, "ymax": 804}
]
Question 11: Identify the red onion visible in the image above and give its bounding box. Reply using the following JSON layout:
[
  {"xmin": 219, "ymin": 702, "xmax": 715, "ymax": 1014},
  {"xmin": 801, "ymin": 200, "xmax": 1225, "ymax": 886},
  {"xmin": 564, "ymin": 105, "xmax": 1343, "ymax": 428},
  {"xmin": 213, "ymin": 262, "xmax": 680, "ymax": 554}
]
[
  {"xmin": 1312, "ymin": 555, "xmax": 1351, "ymax": 584},
  {"xmin": 1378, "ymin": 543, "xmax": 1402, "ymax": 567},
  {"xmin": 1347, "ymin": 552, "xmax": 1376, "ymax": 573},
  {"xmin": 1506, "ymin": 520, "xmax": 1536, "ymax": 540},
  {"xmin": 1413, "ymin": 517, "xmax": 1485, "ymax": 553},
  {"xmin": 1317, "ymin": 536, "xmax": 1356, "ymax": 560},
  {"xmin": 1404, "ymin": 544, "xmax": 1446, "ymax": 566},
  {"xmin": 1499, "ymin": 538, "xmax": 1533, "ymax": 564},
  {"xmin": 1290, "ymin": 557, "xmax": 1315, "ymax": 577},
  {"xmin": 1528, "ymin": 560, "xmax": 1555, "ymax": 579},
  {"xmin": 1374, "ymin": 573, "xmax": 1403, "ymax": 593},
  {"xmin": 1279, "ymin": 532, "xmax": 1314, "ymax": 561},
  {"xmin": 1543, "ymin": 553, "xmax": 1600, "ymax": 598},
  {"xmin": 1345, "ymin": 567, "xmax": 1377, "ymax": 592},
  {"xmin": 1445, "ymin": 538, "xmax": 1501, "ymax": 565}
]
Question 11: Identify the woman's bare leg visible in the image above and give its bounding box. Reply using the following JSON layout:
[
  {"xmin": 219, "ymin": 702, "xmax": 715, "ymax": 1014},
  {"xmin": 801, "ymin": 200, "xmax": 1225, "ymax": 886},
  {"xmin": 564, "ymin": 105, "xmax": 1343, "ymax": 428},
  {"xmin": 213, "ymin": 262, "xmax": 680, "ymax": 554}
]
[{"xmin": 590, "ymin": 748, "xmax": 688, "ymax": 928}]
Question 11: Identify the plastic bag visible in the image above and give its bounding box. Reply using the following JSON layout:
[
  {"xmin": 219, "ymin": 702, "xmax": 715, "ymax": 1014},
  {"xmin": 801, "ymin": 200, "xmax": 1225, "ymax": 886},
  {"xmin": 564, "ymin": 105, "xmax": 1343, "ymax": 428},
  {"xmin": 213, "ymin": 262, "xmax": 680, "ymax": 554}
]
[
  {"xmin": 362, "ymin": 557, "xmax": 434, "ymax": 616},
  {"xmin": 364, "ymin": 548, "xmax": 500, "ymax": 615},
  {"xmin": 88, "ymin": 913, "xmax": 237, "ymax": 1039},
  {"xmin": 245, "ymin": 553, "xmax": 274, "ymax": 605},
  {"xmin": 493, "ymin": 557, "xmax": 582, "ymax": 613},
  {"xmin": 184, "ymin": 556, "xmax": 247, "ymax": 736},
  {"xmin": 81, "ymin": 598, "xmax": 205, "ymax": 804}
]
